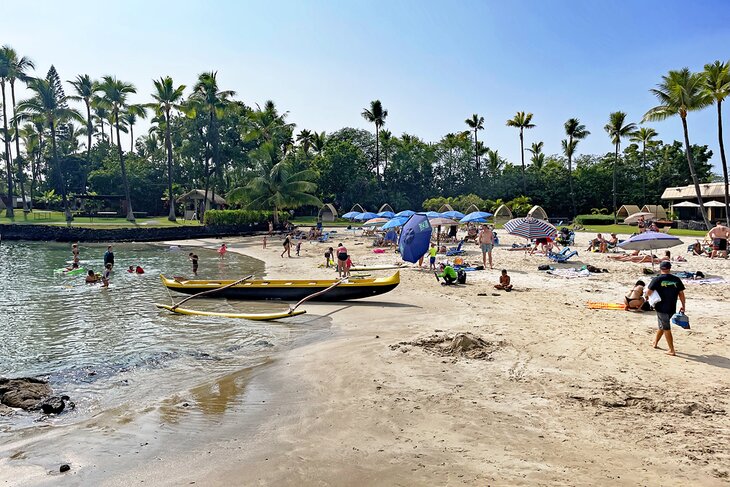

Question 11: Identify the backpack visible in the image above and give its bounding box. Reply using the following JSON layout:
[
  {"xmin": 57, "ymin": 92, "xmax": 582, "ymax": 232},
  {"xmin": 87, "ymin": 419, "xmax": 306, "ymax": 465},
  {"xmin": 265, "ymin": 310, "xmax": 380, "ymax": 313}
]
[{"xmin": 457, "ymin": 269, "xmax": 467, "ymax": 284}]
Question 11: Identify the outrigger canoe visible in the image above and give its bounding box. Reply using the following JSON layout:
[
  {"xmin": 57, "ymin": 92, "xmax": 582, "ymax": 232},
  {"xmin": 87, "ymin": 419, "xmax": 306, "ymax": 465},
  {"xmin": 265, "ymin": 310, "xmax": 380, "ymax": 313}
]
[
  {"xmin": 155, "ymin": 304, "xmax": 306, "ymax": 320},
  {"xmin": 160, "ymin": 272, "xmax": 400, "ymax": 301}
]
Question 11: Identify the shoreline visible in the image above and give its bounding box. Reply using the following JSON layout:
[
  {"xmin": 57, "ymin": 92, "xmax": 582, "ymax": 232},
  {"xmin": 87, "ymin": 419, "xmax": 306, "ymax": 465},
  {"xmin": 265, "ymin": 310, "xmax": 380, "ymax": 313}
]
[{"xmin": 3, "ymin": 230, "xmax": 729, "ymax": 485}]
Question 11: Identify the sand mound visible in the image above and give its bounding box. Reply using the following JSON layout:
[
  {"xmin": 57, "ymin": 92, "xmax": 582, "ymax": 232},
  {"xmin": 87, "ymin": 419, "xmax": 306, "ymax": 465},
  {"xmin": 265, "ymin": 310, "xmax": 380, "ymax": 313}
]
[{"xmin": 391, "ymin": 332, "xmax": 503, "ymax": 360}]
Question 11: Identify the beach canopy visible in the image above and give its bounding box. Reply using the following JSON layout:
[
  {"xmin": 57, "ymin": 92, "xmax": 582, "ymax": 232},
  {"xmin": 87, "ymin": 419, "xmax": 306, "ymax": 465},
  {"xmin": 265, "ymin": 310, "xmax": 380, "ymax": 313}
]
[
  {"xmin": 440, "ymin": 210, "xmax": 465, "ymax": 219},
  {"xmin": 354, "ymin": 211, "xmax": 379, "ymax": 221},
  {"xmin": 504, "ymin": 217, "xmax": 557, "ymax": 239},
  {"xmin": 673, "ymin": 201, "xmax": 701, "ymax": 208},
  {"xmin": 624, "ymin": 211, "xmax": 654, "ymax": 224},
  {"xmin": 363, "ymin": 217, "xmax": 390, "ymax": 227},
  {"xmin": 459, "ymin": 211, "xmax": 493, "ymax": 224},
  {"xmin": 428, "ymin": 217, "xmax": 459, "ymax": 227},
  {"xmin": 399, "ymin": 214, "xmax": 432, "ymax": 263},
  {"xmin": 704, "ymin": 200, "xmax": 726, "ymax": 207},
  {"xmin": 395, "ymin": 210, "xmax": 415, "ymax": 217},
  {"xmin": 377, "ymin": 211, "xmax": 396, "ymax": 218},
  {"xmin": 618, "ymin": 231, "xmax": 683, "ymax": 251},
  {"xmin": 342, "ymin": 211, "xmax": 360, "ymax": 219},
  {"xmin": 420, "ymin": 211, "xmax": 442, "ymax": 218},
  {"xmin": 382, "ymin": 216, "xmax": 409, "ymax": 229}
]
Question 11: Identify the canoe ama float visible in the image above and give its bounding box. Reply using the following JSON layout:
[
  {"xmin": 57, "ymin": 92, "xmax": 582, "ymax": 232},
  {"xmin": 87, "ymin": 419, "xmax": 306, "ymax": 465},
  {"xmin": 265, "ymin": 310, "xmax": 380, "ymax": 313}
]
[
  {"xmin": 155, "ymin": 304, "xmax": 306, "ymax": 320},
  {"xmin": 160, "ymin": 272, "xmax": 400, "ymax": 301}
]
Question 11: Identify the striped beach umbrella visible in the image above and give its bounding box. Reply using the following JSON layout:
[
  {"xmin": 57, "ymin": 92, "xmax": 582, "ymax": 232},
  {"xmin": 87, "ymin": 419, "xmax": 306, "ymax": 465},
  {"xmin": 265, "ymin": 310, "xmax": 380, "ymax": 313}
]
[{"xmin": 503, "ymin": 217, "xmax": 557, "ymax": 240}]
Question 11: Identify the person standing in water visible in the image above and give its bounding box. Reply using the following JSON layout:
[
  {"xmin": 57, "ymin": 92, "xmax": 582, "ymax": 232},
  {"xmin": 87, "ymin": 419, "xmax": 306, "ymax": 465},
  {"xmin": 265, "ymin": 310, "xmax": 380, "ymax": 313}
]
[
  {"xmin": 72, "ymin": 243, "xmax": 80, "ymax": 261},
  {"xmin": 101, "ymin": 263, "xmax": 113, "ymax": 288},
  {"xmin": 188, "ymin": 252, "xmax": 199, "ymax": 274},
  {"xmin": 218, "ymin": 243, "xmax": 227, "ymax": 259},
  {"xmin": 281, "ymin": 234, "xmax": 292, "ymax": 258},
  {"xmin": 103, "ymin": 246, "xmax": 115, "ymax": 269}
]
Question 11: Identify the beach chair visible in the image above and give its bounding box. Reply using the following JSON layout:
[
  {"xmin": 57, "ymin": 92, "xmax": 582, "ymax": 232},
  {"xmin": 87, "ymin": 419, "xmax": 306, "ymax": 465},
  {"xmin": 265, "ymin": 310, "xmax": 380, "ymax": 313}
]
[
  {"xmin": 446, "ymin": 240, "xmax": 465, "ymax": 256},
  {"xmin": 549, "ymin": 248, "xmax": 578, "ymax": 263},
  {"xmin": 318, "ymin": 232, "xmax": 330, "ymax": 243}
]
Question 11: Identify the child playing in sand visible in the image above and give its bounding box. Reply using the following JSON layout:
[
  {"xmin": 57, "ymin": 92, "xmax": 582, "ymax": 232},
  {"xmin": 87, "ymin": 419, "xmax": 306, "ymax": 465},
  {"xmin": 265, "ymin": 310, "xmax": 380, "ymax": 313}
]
[
  {"xmin": 263, "ymin": 236, "xmax": 267, "ymax": 249},
  {"xmin": 296, "ymin": 241, "xmax": 302, "ymax": 256},
  {"xmin": 344, "ymin": 256, "xmax": 352, "ymax": 277},
  {"xmin": 494, "ymin": 269, "xmax": 513, "ymax": 291}
]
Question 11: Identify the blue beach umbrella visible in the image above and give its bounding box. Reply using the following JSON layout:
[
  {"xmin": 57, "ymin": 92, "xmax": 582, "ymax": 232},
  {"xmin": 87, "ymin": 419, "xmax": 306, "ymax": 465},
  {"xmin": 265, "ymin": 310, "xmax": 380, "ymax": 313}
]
[
  {"xmin": 382, "ymin": 216, "xmax": 409, "ymax": 230},
  {"xmin": 395, "ymin": 210, "xmax": 415, "ymax": 217},
  {"xmin": 618, "ymin": 231, "xmax": 683, "ymax": 269},
  {"xmin": 399, "ymin": 214, "xmax": 432, "ymax": 263},
  {"xmin": 377, "ymin": 211, "xmax": 396, "ymax": 218},
  {"xmin": 440, "ymin": 210, "xmax": 465, "ymax": 220},
  {"xmin": 355, "ymin": 211, "xmax": 379, "ymax": 221},
  {"xmin": 459, "ymin": 211, "xmax": 493, "ymax": 224},
  {"xmin": 419, "ymin": 211, "xmax": 442, "ymax": 218},
  {"xmin": 342, "ymin": 211, "xmax": 360, "ymax": 219}
]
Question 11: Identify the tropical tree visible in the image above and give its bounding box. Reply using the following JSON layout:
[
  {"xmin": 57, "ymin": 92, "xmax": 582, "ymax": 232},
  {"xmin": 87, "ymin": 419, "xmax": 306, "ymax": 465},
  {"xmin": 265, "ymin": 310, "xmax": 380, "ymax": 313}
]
[
  {"xmin": 629, "ymin": 127, "xmax": 658, "ymax": 203},
  {"xmin": 643, "ymin": 68, "xmax": 712, "ymax": 229},
  {"xmin": 379, "ymin": 129, "xmax": 393, "ymax": 173},
  {"xmin": 148, "ymin": 76, "xmax": 185, "ymax": 221},
  {"xmin": 604, "ymin": 111, "xmax": 637, "ymax": 223},
  {"xmin": 361, "ymin": 100, "xmax": 388, "ymax": 179},
  {"xmin": 296, "ymin": 129, "xmax": 313, "ymax": 155},
  {"xmin": 97, "ymin": 75, "xmax": 137, "ymax": 221},
  {"xmin": 123, "ymin": 104, "xmax": 148, "ymax": 152},
  {"xmin": 68, "ymin": 74, "xmax": 97, "ymax": 191},
  {"xmin": 465, "ymin": 113, "xmax": 485, "ymax": 170},
  {"xmin": 16, "ymin": 74, "xmax": 83, "ymax": 221},
  {"xmin": 91, "ymin": 95, "xmax": 110, "ymax": 141},
  {"xmin": 703, "ymin": 60, "xmax": 730, "ymax": 224},
  {"xmin": 505, "ymin": 111, "xmax": 535, "ymax": 195},
  {"xmin": 229, "ymin": 142, "xmax": 322, "ymax": 224},
  {"xmin": 312, "ymin": 131, "xmax": 326, "ymax": 155},
  {"xmin": 527, "ymin": 141, "xmax": 545, "ymax": 170},
  {"xmin": 0, "ymin": 46, "xmax": 18, "ymax": 216},
  {"xmin": 563, "ymin": 118, "xmax": 590, "ymax": 217}
]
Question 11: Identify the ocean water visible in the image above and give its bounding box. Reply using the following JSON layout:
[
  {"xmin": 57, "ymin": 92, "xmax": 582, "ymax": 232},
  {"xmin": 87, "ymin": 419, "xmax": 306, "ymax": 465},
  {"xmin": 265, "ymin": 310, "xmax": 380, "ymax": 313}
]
[{"xmin": 0, "ymin": 241, "xmax": 325, "ymax": 435}]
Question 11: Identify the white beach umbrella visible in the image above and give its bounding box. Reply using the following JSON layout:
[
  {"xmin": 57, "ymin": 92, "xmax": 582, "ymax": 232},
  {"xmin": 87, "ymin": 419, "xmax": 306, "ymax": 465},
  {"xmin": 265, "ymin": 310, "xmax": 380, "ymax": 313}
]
[{"xmin": 623, "ymin": 212, "xmax": 655, "ymax": 224}]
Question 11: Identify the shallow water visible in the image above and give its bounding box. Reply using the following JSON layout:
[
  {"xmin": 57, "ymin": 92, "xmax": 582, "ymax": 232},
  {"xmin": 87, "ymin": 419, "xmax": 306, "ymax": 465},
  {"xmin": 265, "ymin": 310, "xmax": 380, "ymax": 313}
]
[{"xmin": 0, "ymin": 241, "xmax": 327, "ymax": 436}]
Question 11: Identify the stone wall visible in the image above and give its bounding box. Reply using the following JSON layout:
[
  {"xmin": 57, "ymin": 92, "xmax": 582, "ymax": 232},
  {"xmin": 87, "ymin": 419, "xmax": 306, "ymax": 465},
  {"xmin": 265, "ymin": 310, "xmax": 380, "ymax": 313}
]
[{"xmin": 0, "ymin": 223, "xmax": 268, "ymax": 242}]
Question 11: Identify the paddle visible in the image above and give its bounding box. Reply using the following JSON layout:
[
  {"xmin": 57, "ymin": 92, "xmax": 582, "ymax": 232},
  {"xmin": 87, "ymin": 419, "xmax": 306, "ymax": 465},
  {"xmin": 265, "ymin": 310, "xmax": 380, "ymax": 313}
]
[
  {"xmin": 288, "ymin": 278, "xmax": 347, "ymax": 314},
  {"xmin": 171, "ymin": 275, "xmax": 253, "ymax": 311}
]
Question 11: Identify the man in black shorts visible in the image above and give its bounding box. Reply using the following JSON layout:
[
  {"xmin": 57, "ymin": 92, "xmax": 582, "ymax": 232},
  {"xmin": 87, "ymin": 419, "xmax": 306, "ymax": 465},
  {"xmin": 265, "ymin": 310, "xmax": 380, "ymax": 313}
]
[
  {"xmin": 708, "ymin": 220, "xmax": 729, "ymax": 259},
  {"xmin": 646, "ymin": 261, "xmax": 686, "ymax": 356}
]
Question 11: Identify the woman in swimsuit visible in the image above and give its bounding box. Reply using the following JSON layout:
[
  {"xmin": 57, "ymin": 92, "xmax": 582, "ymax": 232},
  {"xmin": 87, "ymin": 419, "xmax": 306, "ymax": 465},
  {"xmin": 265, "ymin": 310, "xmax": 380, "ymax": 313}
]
[
  {"xmin": 336, "ymin": 243, "xmax": 348, "ymax": 277},
  {"xmin": 624, "ymin": 280, "xmax": 646, "ymax": 310}
]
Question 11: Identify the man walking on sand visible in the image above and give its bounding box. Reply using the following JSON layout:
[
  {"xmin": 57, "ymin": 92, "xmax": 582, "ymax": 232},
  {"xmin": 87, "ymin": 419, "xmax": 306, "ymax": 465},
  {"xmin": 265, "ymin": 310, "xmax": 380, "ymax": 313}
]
[
  {"xmin": 708, "ymin": 220, "xmax": 729, "ymax": 259},
  {"xmin": 478, "ymin": 224, "xmax": 494, "ymax": 269},
  {"xmin": 646, "ymin": 261, "xmax": 686, "ymax": 356}
]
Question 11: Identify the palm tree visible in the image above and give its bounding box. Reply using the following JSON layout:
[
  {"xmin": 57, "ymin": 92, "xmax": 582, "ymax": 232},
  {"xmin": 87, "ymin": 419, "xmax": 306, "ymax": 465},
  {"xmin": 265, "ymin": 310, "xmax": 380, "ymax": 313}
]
[
  {"xmin": 190, "ymin": 71, "xmax": 235, "ymax": 218},
  {"xmin": 229, "ymin": 143, "xmax": 322, "ymax": 225},
  {"xmin": 16, "ymin": 76, "xmax": 83, "ymax": 221},
  {"xmin": 528, "ymin": 141, "xmax": 546, "ymax": 170},
  {"xmin": 464, "ymin": 114, "xmax": 485, "ymax": 170},
  {"xmin": 485, "ymin": 149, "xmax": 506, "ymax": 178},
  {"xmin": 296, "ymin": 129, "xmax": 313, "ymax": 155},
  {"xmin": 506, "ymin": 111, "xmax": 535, "ymax": 195},
  {"xmin": 361, "ymin": 100, "xmax": 388, "ymax": 179},
  {"xmin": 68, "ymin": 74, "xmax": 96, "ymax": 191},
  {"xmin": 20, "ymin": 122, "xmax": 41, "ymax": 209},
  {"xmin": 148, "ymin": 76, "xmax": 185, "ymax": 221},
  {"xmin": 380, "ymin": 129, "xmax": 393, "ymax": 173},
  {"xmin": 97, "ymin": 75, "xmax": 137, "ymax": 221},
  {"xmin": 703, "ymin": 60, "xmax": 730, "ymax": 224},
  {"xmin": 643, "ymin": 68, "xmax": 712, "ymax": 229},
  {"xmin": 123, "ymin": 104, "xmax": 148, "ymax": 152},
  {"xmin": 629, "ymin": 127, "xmax": 658, "ymax": 203},
  {"xmin": 604, "ymin": 112, "xmax": 637, "ymax": 223},
  {"xmin": 0, "ymin": 46, "xmax": 17, "ymax": 216},
  {"xmin": 563, "ymin": 118, "xmax": 590, "ymax": 217},
  {"xmin": 312, "ymin": 131, "xmax": 326, "ymax": 155}
]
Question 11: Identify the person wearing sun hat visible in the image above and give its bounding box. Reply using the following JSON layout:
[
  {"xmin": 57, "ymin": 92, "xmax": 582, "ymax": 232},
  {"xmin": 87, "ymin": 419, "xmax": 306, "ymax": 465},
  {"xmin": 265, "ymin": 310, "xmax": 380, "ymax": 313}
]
[{"xmin": 646, "ymin": 260, "xmax": 686, "ymax": 356}]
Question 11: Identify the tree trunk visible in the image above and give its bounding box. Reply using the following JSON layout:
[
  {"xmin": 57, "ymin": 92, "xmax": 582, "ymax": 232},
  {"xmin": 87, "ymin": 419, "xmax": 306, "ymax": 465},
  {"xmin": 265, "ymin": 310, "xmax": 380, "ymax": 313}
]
[
  {"xmin": 1, "ymin": 81, "xmax": 14, "ymax": 218},
  {"xmin": 110, "ymin": 123, "xmax": 114, "ymax": 145},
  {"xmin": 100, "ymin": 120, "xmax": 105, "ymax": 140},
  {"xmin": 129, "ymin": 123, "xmax": 134, "ymax": 153},
  {"xmin": 519, "ymin": 128, "xmax": 526, "ymax": 195},
  {"xmin": 84, "ymin": 100, "xmax": 92, "ymax": 192},
  {"xmin": 10, "ymin": 80, "xmax": 28, "ymax": 213},
  {"xmin": 716, "ymin": 101, "xmax": 730, "ymax": 225},
  {"xmin": 50, "ymin": 121, "xmax": 72, "ymax": 222},
  {"xmin": 641, "ymin": 142, "xmax": 647, "ymax": 203},
  {"xmin": 202, "ymin": 114, "xmax": 214, "ymax": 220},
  {"xmin": 115, "ymin": 113, "xmax": 135, "ymax": 222},
  {"xmin": 568, "ymin": 135, "xmax": 576, "ymax": 218},
  {"xmin": 374, "ymin": 122, "xmax": 380, "ymax": 179},
  {"xmin": 165, "ymin": 107, "xmax": 176, "ymax": 221},
  {"xmin": 474, "ymin": 129, "xmax": 479, "ymax": 171},
  {"xmin": 613, "ymin": 143, "xmax": 618, "ymax": 224},
  {"xmin": 681, "ymin": 116, "xmax": 710, "ymax": 229}
]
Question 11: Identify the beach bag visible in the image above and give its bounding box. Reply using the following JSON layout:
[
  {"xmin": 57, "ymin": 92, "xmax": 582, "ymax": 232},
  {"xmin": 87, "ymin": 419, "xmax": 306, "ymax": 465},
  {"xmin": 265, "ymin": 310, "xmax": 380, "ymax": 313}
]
[
  {"xmin": 671, "ymin": 312, "xmax": 690, "ymax": 329},
  {"xmin": 457, "ymin": 269, "xmax": 467, "ymax": 284}
]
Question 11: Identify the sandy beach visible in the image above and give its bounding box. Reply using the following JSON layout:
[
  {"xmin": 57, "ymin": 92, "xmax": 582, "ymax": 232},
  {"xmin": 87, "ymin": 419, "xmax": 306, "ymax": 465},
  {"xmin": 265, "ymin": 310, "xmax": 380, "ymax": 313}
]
[
  {"xmin": 103, "ymin": 228, "xmax": 729, "ymax": 486},
  {"xmin": 4, "ymin": 229, "xmax": 729, "ymax": 486}
]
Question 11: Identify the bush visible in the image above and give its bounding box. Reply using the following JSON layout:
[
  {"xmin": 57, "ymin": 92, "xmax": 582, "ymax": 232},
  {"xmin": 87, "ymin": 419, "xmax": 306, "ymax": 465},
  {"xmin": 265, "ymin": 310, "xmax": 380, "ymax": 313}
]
[
  {"xmin": 574, "ymin": 214, "xmax": 616, "ymax": 225},
  {"xmin": 204, "ymin": 209, "xmax": 277, "ymax": 226}
]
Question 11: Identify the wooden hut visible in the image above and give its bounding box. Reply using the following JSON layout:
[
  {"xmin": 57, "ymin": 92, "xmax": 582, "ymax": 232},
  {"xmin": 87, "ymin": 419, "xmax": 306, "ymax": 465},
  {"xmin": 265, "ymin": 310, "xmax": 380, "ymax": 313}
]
[
  {"xmin": 493, "ymin": 204, "xmax": 512, "ymax": 223},
  {"xmin": 641, "ymin": 204, "xmax": 668, "ymax": 220},
  {"xmin": 527, "ymin": 205, "xmax": 548, "ymax": 220},
  {"xmin": 616, "ymin": 205, "xmax": 640, "ymax": 220},
  {"xmin": 318, "ymin": 203, "xmax": 338, "ymax": 222},
  {"xmin": 177, "ymin": 189, "xmax": 226, "ymax": 220}
]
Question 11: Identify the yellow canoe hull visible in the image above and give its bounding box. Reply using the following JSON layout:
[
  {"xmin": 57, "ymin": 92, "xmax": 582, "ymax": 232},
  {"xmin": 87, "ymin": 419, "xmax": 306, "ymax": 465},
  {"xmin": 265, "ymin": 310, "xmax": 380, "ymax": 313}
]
[{"xmin": 155, "ymin": 304, "xmax": 306, "ymax": 320}]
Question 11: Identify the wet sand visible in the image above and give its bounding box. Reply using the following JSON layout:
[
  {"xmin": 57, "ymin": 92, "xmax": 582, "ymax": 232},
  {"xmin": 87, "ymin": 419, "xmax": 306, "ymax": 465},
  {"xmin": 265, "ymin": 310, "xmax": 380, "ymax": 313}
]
[{"xmin": 3, "ymin": 230, "xmax": 729, "ymax": 485}]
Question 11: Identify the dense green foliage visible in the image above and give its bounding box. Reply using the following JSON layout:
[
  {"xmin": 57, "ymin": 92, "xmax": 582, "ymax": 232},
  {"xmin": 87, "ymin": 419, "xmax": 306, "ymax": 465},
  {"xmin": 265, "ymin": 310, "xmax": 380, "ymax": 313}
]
[
  {"xmin": 203, "ymin": 209, "xmax": 277, "ymax": 226},
  {"xmin": 574, "ymin": 214, "xmax": 617, "ymax": 225},
  {"xmin": 0, "ymin": 47, "xmax": 726, "ymax": 226}
]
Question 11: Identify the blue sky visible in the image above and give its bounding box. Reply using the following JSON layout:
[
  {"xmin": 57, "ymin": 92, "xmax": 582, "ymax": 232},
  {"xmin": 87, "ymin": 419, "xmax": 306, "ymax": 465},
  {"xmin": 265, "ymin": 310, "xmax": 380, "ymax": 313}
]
[{"xmin": 5, "ymin": 0, "xmax": 730, "ymax": 172}]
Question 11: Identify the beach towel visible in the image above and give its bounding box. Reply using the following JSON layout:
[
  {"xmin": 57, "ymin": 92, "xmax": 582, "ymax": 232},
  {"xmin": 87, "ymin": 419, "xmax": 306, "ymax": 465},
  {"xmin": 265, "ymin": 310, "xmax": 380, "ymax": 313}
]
[
  {"xmin": 683, "ymin": 277, "xmax": 727, "ymax": 285},
  {"xmin": 546, "ymin": 268, "xmax": 591, "ymax": 278},
  {"xmin": 586, "ymin": 302, "xmax": 626, "ymax": 310}
]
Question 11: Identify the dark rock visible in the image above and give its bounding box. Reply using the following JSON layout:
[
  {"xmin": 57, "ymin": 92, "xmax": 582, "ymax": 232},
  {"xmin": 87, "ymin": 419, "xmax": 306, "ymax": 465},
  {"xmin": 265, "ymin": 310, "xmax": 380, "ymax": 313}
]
[
  {"xmin": 0, "ymin": 377, "xmax": 52, "ymax": 410},
  {"xmin": 39, "ymin": 395, "xmax": 71, "ymax": 415},
  {"xmin": 60, "ymin": 464, "xmax": 70, "ymax": 473}
]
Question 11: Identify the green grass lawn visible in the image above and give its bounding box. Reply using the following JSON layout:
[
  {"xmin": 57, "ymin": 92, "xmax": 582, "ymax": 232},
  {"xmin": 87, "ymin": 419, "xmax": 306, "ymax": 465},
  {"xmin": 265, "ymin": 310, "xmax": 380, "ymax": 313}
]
[
  {"xmin": 0, "ymin": 211, "xmax": 202, "ymax": 228},
  {"xmin": 580, "ymin": 224, "xmax": 707, "ymax": 237}
]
